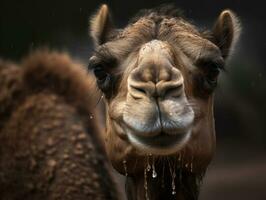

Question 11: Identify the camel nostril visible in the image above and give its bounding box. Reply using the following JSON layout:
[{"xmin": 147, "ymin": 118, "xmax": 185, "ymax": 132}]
[
  {"xmin": 129, "ymin": 85, "xmax": 150, "ymax": 100},
  {"xmin": 130, "ymin": 85, "xmax": 147, "ymax": 95},
  {"xmin": 163, "ymin": 84, "xmax": 183, "ymax": 98}
]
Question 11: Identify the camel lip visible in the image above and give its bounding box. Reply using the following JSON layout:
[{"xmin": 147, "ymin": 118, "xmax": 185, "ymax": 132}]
[
  {"xmin": 126, "ymin": 129, "xmax": 191, "ymax": 155},
  {"xmin": 112, "ymin": 117, "xmax": 192, "ymax": 155},
  {"xmin": 121, "ymin": 117, "xmax": 192, "ymax": 138},
  {"xmin": 129, "ymin": 132, "xmax": 184, "ymax": 147},
  {"xmin": 121, "ymin": 106, "xmax": 195, "ymax": 138}
]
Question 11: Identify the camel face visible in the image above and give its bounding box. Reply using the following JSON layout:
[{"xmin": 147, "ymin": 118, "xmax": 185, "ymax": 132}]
[
  {"xmin": 89, "ymin": 5, "xmax": 241, "ymax": 175},
  {"xmin": 118, "ymin": 39, "xmax": 195, "ymax": 155}
]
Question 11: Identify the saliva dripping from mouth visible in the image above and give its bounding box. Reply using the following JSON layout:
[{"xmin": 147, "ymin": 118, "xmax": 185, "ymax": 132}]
[
  {"xmin": 143, "ymin": 151, "xmax": 198, "ymax": 199},
  {"xmin": 123, "ymin": 159, "xmax": 128, "ymax": 176},
  {"xmin": 122, "ymin": 152, "xmax": 197, "ymax": 200}
]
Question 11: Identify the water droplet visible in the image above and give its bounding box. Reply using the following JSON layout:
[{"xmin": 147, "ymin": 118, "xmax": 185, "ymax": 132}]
[
  {"xmin": 171, "ymin": 169, "xmax": 176, "ymax": 195},
  {"xmin": 190, "ymin": 155, "xmax": 194, "ymax": 172},
  {"xmin": 152, "ymin": 169, "xmax": 157, "ymax": 178},
  {"xmin": 147, "ymin": 162, "xmax": 151, "ymax": 171},
  {"xmin": 152, "ymin": 157, "xmax": 157, "ymax": 178},
  {"xmin": 144, "ymin": 168, "xmax": 149, "ymax": 200},
  {"xmin": 146, "ymin": 155, "xmax": 151, "ymax": 171},
  {"xmin": 168, "ymin": 159, "xmax": 176, "ymax": 196},
  {"xmin": 123, "ymin": 159, "xmax": 128, "ymax": 176}
]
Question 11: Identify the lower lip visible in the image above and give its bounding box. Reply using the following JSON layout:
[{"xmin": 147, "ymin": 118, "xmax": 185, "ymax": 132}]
[{"xmin": 127, "ymin": 132, "xmax": 187, "ymax": 148}]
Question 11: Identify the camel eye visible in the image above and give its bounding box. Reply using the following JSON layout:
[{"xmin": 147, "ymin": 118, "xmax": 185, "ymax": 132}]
[
  {"xmin": 88, "ymin": 57, "xmax": 110, "ymax": 84},
  {"xmin": 206, "ymin": 67, "xmax": 220, "ymax": 84},
  {"xmin": 92, "ymin": 66, "xmax": 112, "ymax": 93},
  {"xmin": 93, "ymin": 67, "xmax": 108, "ymax": 82},
  {"xmin": 194, "ymin": 60, "xmax": 223, "ymax": 96},
  {"xmin": 202, "ymin": 65, "xmax": 220, "ymax": 92}
]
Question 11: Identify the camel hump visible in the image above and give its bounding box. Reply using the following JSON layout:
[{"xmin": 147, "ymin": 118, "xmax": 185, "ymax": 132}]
[
  {"xmin": 22, "ymin": 50, "xmax": 99, "ymax": 113},
  {"xmin": 0, "ymin": 51, "xmax": 121, "ymax": 199},
  {"xmin": 0, "ymin": 50, "xmax": 100, "ymax": 131}
]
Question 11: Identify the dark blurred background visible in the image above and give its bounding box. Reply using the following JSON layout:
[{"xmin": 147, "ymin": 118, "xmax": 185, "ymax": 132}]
[{"xmin": 1, "ymin": 0, "xmax": 266, "ymax": 199}]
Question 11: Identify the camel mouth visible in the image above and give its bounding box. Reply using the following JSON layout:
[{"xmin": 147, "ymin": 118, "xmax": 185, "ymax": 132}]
[
  {"xmin": 126, "ymin": 129, "xmax": 191, "ymax": 155},
  {"xmin": 117, "ymin": 104, "xmax": 194, "ymax": 155},
  {"xmin": 113, "ymin": 117, "xmax": 193, "ymax": 155}
]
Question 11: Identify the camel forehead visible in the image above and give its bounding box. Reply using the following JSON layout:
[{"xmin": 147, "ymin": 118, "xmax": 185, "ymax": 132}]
[
  {"xmin": 139, "ymin": 40, "xmax": 172, "ymax": 59},
  {"xmin": 99, "ymin": 17, "xmax": 221, "ymax": 66},
  {"xmin": 117, "ymin": 17, "xmax": 220, "ymax": 60}
]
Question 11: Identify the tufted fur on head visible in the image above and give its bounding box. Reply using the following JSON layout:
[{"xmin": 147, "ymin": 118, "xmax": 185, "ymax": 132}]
[{"xmin": 129, "ymin": 4, "xmax": 184, "ymax": 24}]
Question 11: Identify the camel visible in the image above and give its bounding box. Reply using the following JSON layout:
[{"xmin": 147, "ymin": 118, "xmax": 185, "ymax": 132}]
[
  {"xmin": 89, "ymin": 4, "xmax": 241, "ymax": 200},
  {"xmin": 0, "ymin": 51, "xmax": 121, "ymax": 200}
]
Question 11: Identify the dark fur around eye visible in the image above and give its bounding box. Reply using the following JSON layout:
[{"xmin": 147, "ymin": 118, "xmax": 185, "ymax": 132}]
[
  {"xmin": 206, "ymin": 67, "xmax": 220, "ymax": 81},
  {"xmin": 193, "ymin": 60, "xmax": 224, "ymax": 97},
  {"xmin": 88, "ymin": 47, "xmax": 118, "ymax": 71},
  {"xmin": 92, "ymin": 66, "xmax": 112, "ymax": 93},
  {"xmin": 202, "ymin": 67, "xmax": 220, "ymax": 94},
  {"xmin": 196, "ymin": 58, "xmax": 225, "ymax": 71},
  {"xmin": 93, "ymin": 67, "xmax": 108, "ymax": 81}
]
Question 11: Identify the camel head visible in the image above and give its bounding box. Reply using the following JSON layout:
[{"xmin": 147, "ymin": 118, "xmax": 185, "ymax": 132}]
[{"xmin": 88, "ymin": 4, "xmax": 241, "ymax": 178}]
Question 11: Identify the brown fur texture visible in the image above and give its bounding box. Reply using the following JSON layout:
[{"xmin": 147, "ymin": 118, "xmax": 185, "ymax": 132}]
[
  {"xmin": 0, "ymin": 50, "xmax": 120, "ymax": 200},
  {"xmin": 89, "ymin": 4, "xmax": 241, "ymax": 200}
]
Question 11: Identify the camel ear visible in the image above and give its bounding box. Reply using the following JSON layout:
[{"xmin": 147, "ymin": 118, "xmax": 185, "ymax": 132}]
[
  {"xmin": 212, "ymin": 10, "xmax": 241, "ymax": 59},
  {"xmin": 90, "ymin": 4, "xmax": 114, "ymax": 47}
]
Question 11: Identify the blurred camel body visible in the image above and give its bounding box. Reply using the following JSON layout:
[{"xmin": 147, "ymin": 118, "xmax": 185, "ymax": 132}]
[{"xmin": 0, "ymin": 51, "xmax": 120, "ymax": 200}]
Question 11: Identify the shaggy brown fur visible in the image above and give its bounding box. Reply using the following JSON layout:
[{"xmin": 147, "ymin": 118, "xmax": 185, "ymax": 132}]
[
  {"xmin": 0, "ymin": 51, "xmax": 120, "ymax": 200},
  {"xmin": 89, "ymin": 4, "xmax": 241, "ymax": 200}
]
